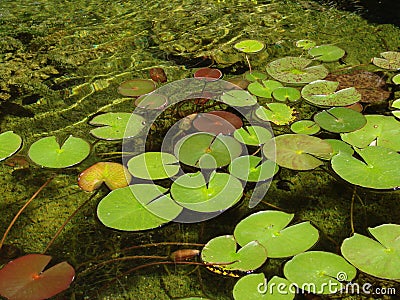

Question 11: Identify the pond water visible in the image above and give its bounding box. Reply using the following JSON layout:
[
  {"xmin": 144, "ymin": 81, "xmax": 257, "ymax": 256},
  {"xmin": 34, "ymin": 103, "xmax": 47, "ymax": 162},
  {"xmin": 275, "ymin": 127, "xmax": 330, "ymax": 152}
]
[{"xmin": 0, "ymin": 0, "xmax": 400, "ymax": 299}]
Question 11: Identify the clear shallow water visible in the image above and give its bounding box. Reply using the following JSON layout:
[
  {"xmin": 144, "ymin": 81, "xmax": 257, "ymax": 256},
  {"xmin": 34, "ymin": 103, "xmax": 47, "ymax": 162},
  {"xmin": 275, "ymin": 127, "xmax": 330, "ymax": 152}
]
[{"xmin": 0, "ymin": 0, "xmax": 400, "ymax": 299}]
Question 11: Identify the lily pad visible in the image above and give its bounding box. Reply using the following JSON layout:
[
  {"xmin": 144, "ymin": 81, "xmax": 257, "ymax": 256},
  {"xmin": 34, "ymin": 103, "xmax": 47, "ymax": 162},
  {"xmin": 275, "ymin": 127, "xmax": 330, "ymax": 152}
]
[
  {"xmin": 255, "ymin": 103, "xmax": 296, "ymax": 125},
  {"xmin": 331, "ymin": 146, "xmax": 400, "ymax": 189},
  {"xmin": 248, "ymin": 80, "xmax": 283, "ymax": 98},
  {"xmin": 295, "ymin": 39, "xmax": 316, "ymax": 50},
  {"xmin": 201, "ymin": 235, "xmax": 267, "ymax": 272},
  {"xmin": 233, "ymin": 126, "xmax": 273, "ymax": 146},
  {"xmin": 372, "ymin": 51, "xmax": 400, "ymax": 70},
  {"xmin": 391, "ymin": 99, "xmax": 400, "ymax": 119},
  {"xmin": 283, "ymin": 251, "xmax": 357, "ymax": 294},
  {"xmin": 127, "ymin": 152, "xmax": 180, "ymax": 180},
  {"xmin": 308, "ymin": 45, "xmax": 345, "ymax": 62},
  {"xmin": 171, "ymin": 172, "xmax": 243, "ymax": 213},
  {"xmin": 341, "ymin": 224, "xmax": 400, "ymax": 279},
  {"xmin": 117, "ymin": 79, "xmax": 156, "ymax": 97},
  {"xmin": 229, "ymin": 156, "xmax": 278, "ymax": 182},
  {"xmin": 89, "ymin": 112, "xmax": 146, "ymax": 140},
  {"xmin": 263, "ymin": 134, "xmax": 332, "ymax": 170},
  {"xmin": 325, "ymin": 139, "xmax": 354, "ymax": 156},
  {"xmin": 313, "ymin": 107, "xmax": 366, "ymax": 133},
  {"xmin": 175, "ymin": 133, "xmax": 243, "ymax": 168},
  {"xmin": 245, "ymin": 71, "xmax": 268, "ymax": 82},
  {"xmin": 234, "ymin": 210, "xmax": 319, "ymax": 258},
  {"xmin": 266, "ymin": 57, "xmax": 328, "ymax": 84},
  {"xmin": 97, "ymin": 184, "xmax": 183, "ymax": 231},
  {"xmin": 28, "ymin": 135, "xmax": 90, "ymax": 168},
  {"xmin": 193, "ymin": 111, "xmax": 243, "ymax": 135},
  {"xmin": 290, "ymin": 120, "xmax": 320, "ymax": 135},
  {"xmin": 0, "ymin": 131, "xmax": 22, "ymax": 161},
  {"xmin": 194, "ymin": 67, "xmax": 223, "ymax": 81},
  {"xmin": 393, "ymin": 74, "xmax": 400, "ymax": 84},
  {"xmin": 220, "ymin": 90, "xmax": 258, "ymax": 107},
  {"xmin": 233, "ymin": 274, "xmax": 295, "ymax": 300},
  {"xmin": 301, "ymin": 80, "xmax": 361, "ymax": 107},
  {"xmin": 234, "ymin": 40, "xmax": 265, "ymax": 53},
  {"xmin": 340, "ymin": 115, "xmax": 400, "ymax": 151},
  {"xmin": 135, "ymin": 93, "xmax": 168, "ymax": 110},
  {"xmin": 272, "ymin": 87, "xmax": 301, "ymax": 102}
]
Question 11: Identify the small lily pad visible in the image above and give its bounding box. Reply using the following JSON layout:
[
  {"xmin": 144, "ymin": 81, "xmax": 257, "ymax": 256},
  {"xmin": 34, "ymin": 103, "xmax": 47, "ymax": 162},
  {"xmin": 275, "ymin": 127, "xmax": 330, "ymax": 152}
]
[
  {"xmin": 135, "ymin": 93, "xmax": 168, "ymax": 110},
  {"xmin": 229, "ymin": 156, "xmax": 278, "ymax": 182},
  {"xmin": 201, "ymin": 235, "xmax": 267, "ymax": 272},
  {"xmin": 313, "ymin": 107, "xmax": 367, "ymax": 133},
  {"xmin": 0, "ymin": 131, "xmax": 22, "ymax": 161},
  {"xmin": 331, "ymin": 146, "xmax": 400, "ymax": 189},
  {"xmin": 234, "ymin": 40, "xmax": 265, "ymax": 53},
  {"xmin": 295, "ymin": 39, "xmax": 316, "ymax": 50},
  {"xmin": 301, "ymin": 80, "xmax": 361, "ymax": 107},
  {"xmin": 325, "ymin": 139, "xmax": 354, "ymax": 156},
  {"xmin": 127, "ymin": 152, "xmax": 180, "ymax": 180},
  {"xmin": 391, "ymin": 99, "xmax": 400, "ymax": 119},
  {"xmin": 255, "ymin": 103, "xmax": 296, "ymax": 125},
  {"xmin": 272, "ymin": 87, "xmax": 301, "ymax": 102},
  {"xmin": 283, "ymin": 251, "xmax": 357, "ymax": 294},
  {"xmin": 28, "ymin": 136, "xmax": 90, "ymax": 168},
  {"xmin": 89, "ymin": 112, "xmax": 146, "ymax": 140},
  {"xmin": 393, "ymin": 74, "xmax": 400, "ymax": 84},
  {"xmin": 245, "ymin": 71, "xmax": 268, "ymax": 82},
  {"xmin": 234, "ymin": 210, "xmax": 319, "ymax": 258},
  {"xmin": 341, "ymin": 224, "xmax": 400, "ymax": 279},
  {"xmin": 220, "ymin": 90, "xmax": 258, "ymax": 107},
  {"xmin": 290, "ymin": 120, "xmax": 320, "ymax": 135},
  {"xmin": 372, "ymin": 51, "xmax": 400, "ymax": 70},
  {"xmin": 263, "ymin": 134, "xmax": 332, "ymax": 170},
  {"xmin": 117, "ymin": 79, "xmax": 156, "ymax": 97},
  {"xmin": 266, "ymin": 57, "xmax": 328, "ymax": 84},
  {"xmin": 248, "ymin": 80, "xmax": 283, "ymax": 98},
  {"xmin": 308, "ymin": 45, "xmax": 345, "ymax": 62},
  {"xmin": 233, "ymin": 126, "xmax": 273, "ymax": 146}
]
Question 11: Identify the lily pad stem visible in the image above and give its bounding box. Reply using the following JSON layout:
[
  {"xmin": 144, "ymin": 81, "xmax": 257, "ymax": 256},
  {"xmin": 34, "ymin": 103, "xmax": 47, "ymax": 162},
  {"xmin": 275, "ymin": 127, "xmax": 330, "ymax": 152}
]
[{"xmin": 245, "ymin": 54, "xmax": 252, "ymax": 73}]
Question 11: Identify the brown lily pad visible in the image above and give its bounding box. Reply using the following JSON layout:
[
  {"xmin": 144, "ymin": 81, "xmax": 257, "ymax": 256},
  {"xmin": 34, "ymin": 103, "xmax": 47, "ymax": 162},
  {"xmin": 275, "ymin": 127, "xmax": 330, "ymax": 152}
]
[
  {"xmin": 326, "ymin": 71, "xmax": 390, "ymax": 104},
  {"xmin": 193, "ymin": 111, "xmax": 243, "ymax": 135}
]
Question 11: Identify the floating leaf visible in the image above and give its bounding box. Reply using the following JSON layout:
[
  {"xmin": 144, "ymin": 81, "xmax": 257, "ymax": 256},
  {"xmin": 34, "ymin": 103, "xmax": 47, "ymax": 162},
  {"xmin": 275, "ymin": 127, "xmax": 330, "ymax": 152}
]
[
  {"xmin": 313, "ymin": 107, "xmax": 366, "ymax": 133},
  {"xmin": 266, "ymin": 57, "xmax": 328, "ymax": 84},
  {"xmin": 89, "ymin": 112, "xmax": 146, "ymax": 140},
  {"xmin": 233, "ymin": 126, "xmax": 273, "ymax": 146},
  {"xmin": 331, "ymin": 146, "xmax": 400, "ymax": 189},
  {"xmin": 340, "ymin": 115, "xmax": 400, "ymax": 151},
  {"xmin": 255, "ymin": 103, "xmax": 296, "ymax": 125},
  {"xmin": 372, "ymin": 51, "xmax": 400, "ymax": 70},
  {"xmin": 341, "ymin": 224, "xmax": 400, "ymax": 279},
  {"xmin": 135, "ymin": 93, "xmax": 168, "ymax": 110},
  {"xmin": 283, "ymin": 251, "xmax": 357, "ymax": 294},
  {"xmin": 127, "ymin": 152, "xmax": 180, "ymax": 180},
  {"xmin": 295, "ymin": 39, "xmax": 316, "ymax": 50},
  {"xmin": 194, "ymin": 67, "xmax": 223, "ymax": 81},
  {"xmin": 149, "ymin": 67, "xmax": 167, "ymax": 83},
  {"xmin": 272, "ymin": 87, "xmax": 301, "ymax": 102},
  {"xmin": 192, "ymin": 111, "xmax": 243, "ymax": 135},
  {"xmin": 78, "ymin": 162, "xmax": 132, "ymax": 192},
  {"xmin": 263, "ymin": 134, "xmax": 332, "ymax": 170},
  {"xmin": 234, "ymin": 210, "xmax": 319, "ymax": 258},
  {"xmin": 171, "ymin": 172, "xmax": 243, "ymax": 213},
  {"xmin": 201, "ymin": 235, "xmax": 267, "ymax": 272},
  {"xmin": 301, "ymin": 80, "xmax": 361, "ymax": 106},
  {"xmin": 245, "ymin": 71, "xmax": 268, "ymax": 82},
  {"xmin": 325, "ymin": 139, "xmax": 354, "ymax": 156},
  {"xmin": 221, "ymin": 90, "xmax": 258, "ymax": 107},
  {"xmin": 233, "ymin": 274, "xmax": 295, "ymax": 300},
  {"xmin": 97, "ymin": 185, "xmax": 182, "ymax": 231},
  {"xmin": 234, "ymin": 40, "xmax": 265, "ymax": 53},
  {"xmin": 0, "ymin": 131, "xmax": 22, "ymax": 161},
  {"xmin": 117, "ymin": 79, "xmax": 156, "ymax": 97},
  {"xmin": 391, "ymin": 99, "xmax": 400, "ymax": 119},
  {"xmin": 28, "ymin": 136, "xmax": 90, "ymax": 168},
  {"xmin": 248, "ymin": 80, "xmax": 283, "ymax": 98},
  {"xmin": 0, "ymin": 254, "xmax": 75, "ymax": 300},
  {"xmin": 393, "ymin": 74, "xmax": 400, "ymax": 84},
  {"xmin": 290, "ymin": 120, "xmax": 320, "ymax": 135},
  {"xmin": 229, "ymin": 156, "xmax": 278, "ymax": 182},
  {"xmin": 308, "ymin": 45, "xmax": 345, "ymax": 62}
]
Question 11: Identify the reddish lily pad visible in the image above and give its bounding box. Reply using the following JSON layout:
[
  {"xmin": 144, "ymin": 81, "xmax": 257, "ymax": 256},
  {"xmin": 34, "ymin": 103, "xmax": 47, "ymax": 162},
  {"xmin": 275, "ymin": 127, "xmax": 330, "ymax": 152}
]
[
  {"xmin": 194, "ymin": 68, "xmax": 223, "ymax": 81},
  {"xmin": 193, "ymin": 111, "xmax": 243, "ymax": 135},
  {"xmin": 0, "ymin": 254, "xmax": 75, "ymax": 300}
]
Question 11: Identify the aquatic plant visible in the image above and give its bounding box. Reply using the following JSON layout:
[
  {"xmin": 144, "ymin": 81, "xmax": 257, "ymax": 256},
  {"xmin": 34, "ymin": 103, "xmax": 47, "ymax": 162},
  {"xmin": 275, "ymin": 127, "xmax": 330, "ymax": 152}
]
[
  {"xmin": 308, "ymin": 44, "xmax": 345, "ymax": 62},
  {"xmin": 248, "ymin": 80, "xmax": 283, "ymax": 98},
  {"xmin": 271, "ymin": 87, "xmax": 301, "ymax": 102},
  {"xmin": 392, "ymin": 74, "xmax": 400, "ymax": 84},
  {"xmin": 295, "ymin": 39, "xmax": 316, "ymax": 50},
  {"xmin": 229, "ymin": 155, "xmax": 278, "ymax": 182},
  {"xmin": 233, "ymin": 125, "xmax": 272, "ymax": 146},
  {"xmin": 391, "ymin": 98, "xmax": 400, "ymax": 119},
  {"xmin": 135, "ymin": 93, "xmax": 169, "ymax": 110},
  {"xmin": 313, "ymin": 107, "xmax": 366, "ymax": 133},
  {"xmin": 220, "ymin": 89, "xmax": 258, "ymax": 107},
  {"xmin": 0, "ymin": 131, "xmax": 22, "ymax": 161},
  {"xmin": 193, "ymin": 67, "xmax": 223, "ymax": 81},
  {"xmin": 255, "ymin": 103, "xmax": 296, "ymax": 125},
  {"xmin": 233, "ymin": 39, "xmax": 265, "ymax": 73},
  {"xmin": 290, "ymin": 120, "xmax": 320, "ymax": 135},
  {"xmin": 117, "ymin": 79, "xmax": 156, "ymax": 97},
  {"xmin": 149, "ymin": 67, "xmax": 167, "ymax": 83},
  {"xmin": 372, "ymin": 51, "xmax": 400, "ymax": 70},
  {"xmin": 192, "ymin": 111, "xmax": 243, "ymax": 135}
]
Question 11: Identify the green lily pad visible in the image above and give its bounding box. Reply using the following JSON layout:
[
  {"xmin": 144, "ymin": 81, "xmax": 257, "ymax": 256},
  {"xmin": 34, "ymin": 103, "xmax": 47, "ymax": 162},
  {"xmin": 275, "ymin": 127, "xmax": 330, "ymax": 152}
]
[
  {"xmin": 117, "ymin": 79, "xmax": 156, "ymax": 97},
  {"xmin": 89, "ymin": 112, "xmax": 146, "ymax": 140},
  {"xmin": 255, "ymin": 103, "xmax": 296, "ymax": 126},
  {"xmin": 325, "ymin": 139, "xmax": 354, "ymax": 156},
  {"xmin": 0, "ymin": 131, "xmax": 22, "ymax": 161},
  {"xmin": 97, "ymin": 184, "xmax": 182, "ymax": 231},
  {"xmin": 201, "ymin": 235, "xmax": 267, "ymax": 272},
  {"xmin": 308, "ymin": 45, "xmax": 345, "ymax": 62},
  {"xmin": 340, "ymin": 115, "xmax": 400, "ymax": 151},
  {"xmin": 263, "ymin": 134, "xmax": 332, "ymax": 170},
  {"xmin": 393, "ymin": 74, "xmax": 400, "ymax": 85},
  {"xmin": 127, "ymin": 152, "xmax": 180, "ymax": 180},
  {"xmin": 135, "ymin": 93, "xmax": 168, "ymax": 110},
  {"xmin": 233, "ymin": 126, "xmax": 273, "ymax": 146},
  {"xmin": 341, "ymin": 224, "xmax": 400, "ymax": 280},
  {"xmin": 245, "ymin": 71, "xmax": 268, "ymax": 82},
  {"xmin": 171, "ymin": 172, "xmax": 243, "ymax": 213},
  {"xmin": 331, "ymin": 146, "xmax": 400, "ymax": 189},
  {"xmin": 283, "ymin": 251, "xmax": 357, "ymax": 294},
  {"xmin": 220, "ymin": 90, "xmax": 258, "ymax": 107},
  {"xmin": 266, "ymin": 57, "xmax": 328, "ymax": 84},
  {"xmin": 234, "ymin": 210, "xmax": 319, "ymax": 258},
  {"xmin": 272, "ymin": 87, "xmax": 301, "ymax": 102},
  {"xmin": 295, "ymin": 39, "xmax": 316, "ymax": 50},
  {"xmin": 391, "ymin": 99, "xmax": 400, "ymax": 119},
  {"xmin": 28, "ymin": 136, "xmax": 90, "ymax": 168},
  {"xmin": 229, "ymin": 156, "xmax": 278, "ymax": 182},
  {"xmin": 313, "ymin": 107, "xmax": 366, "ymax": 133},
  {"xmin": 175, "ymin": 133, "xmax": 243, "ymax": 168},
  {"xmin": 301, "ymin": 80, "xmax": 361, "ymax": 107},
  {"xmin": 233, "ymin": 274, "xmax": 294, "ymax": 300},
  {"xmin": 372, "ymin": 51, "xmax": 400, "ymax": 70},
  {"xmin": 290, "ymin": 120, "xmax": 320, "ymax": 135},
  {"xmin": 248, "ymin": 80, "xmax": 283, "ymax": 98},
  {"xmin": 234, "ymin": 40, "xmax": 265, "ymax": 53}
]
